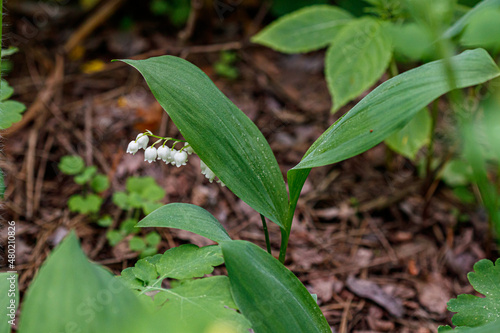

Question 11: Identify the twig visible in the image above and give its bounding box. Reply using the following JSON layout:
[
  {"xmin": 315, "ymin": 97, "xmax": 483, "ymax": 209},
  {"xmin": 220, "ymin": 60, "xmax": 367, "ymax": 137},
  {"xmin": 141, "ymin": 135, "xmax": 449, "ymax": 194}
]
[
  {"xmin": 178, "ymin": 0, "xmax": 203, "ymax": 43},
  {"xmin": 64, "ymin": 0, "xmax": 125, "ymax": 53},
  {"xmin": 2, "ymin": 55, "xmax": 64, "ymax": 136}
]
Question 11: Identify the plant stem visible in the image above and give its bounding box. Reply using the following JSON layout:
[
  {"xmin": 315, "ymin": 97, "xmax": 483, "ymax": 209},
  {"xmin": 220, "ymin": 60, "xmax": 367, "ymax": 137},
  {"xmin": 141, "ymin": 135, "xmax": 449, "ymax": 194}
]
[
  {"xmin": 260, "ymin": 214, "xmax": 271, "ymax": 254},
  {"xmin": 425, "ymin": 100, "xmax": 439, "ymax": 183},
  {"xmin": 278, "ymin": 228, "xmax": 289, "ymax": 263}
]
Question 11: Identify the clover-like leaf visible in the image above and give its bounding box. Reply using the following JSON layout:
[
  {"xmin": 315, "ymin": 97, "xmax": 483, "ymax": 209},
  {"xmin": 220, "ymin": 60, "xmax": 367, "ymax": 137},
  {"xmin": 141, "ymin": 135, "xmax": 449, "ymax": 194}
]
[
  {"xmin": 74, "ymin": 166, "xmax": 97, "ymax": 185},
  {"xmin": 67, "ymin": 194, "xmax": 102, "ymax": 214},
  {"xmin": 447, "ymin": 259, "xmax": 500, "ymax": 327},
  {"xmin": 90, "ymin": 174, "xmax": 110, "ymax": 193},
  {"xmin": 58, "ymin": 155, "xmax": 85, "ymax": 176},
  {"xmin": 0, "ymin": 80, "xmax": 26, "ymax": 130},
  {"xmin": 157, "ymin": 244, "xmax": 223, "ymax": 280},
  {"xmin": 152, "ymin": 276, "xmax": 251, "ymax": 333}
]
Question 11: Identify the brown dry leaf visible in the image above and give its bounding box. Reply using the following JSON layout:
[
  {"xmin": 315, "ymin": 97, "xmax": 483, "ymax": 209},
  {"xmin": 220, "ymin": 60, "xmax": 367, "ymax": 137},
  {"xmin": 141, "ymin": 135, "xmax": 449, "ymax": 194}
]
[
  {"xmin": 417, "ymin": 273, "xmax": 451, "ymax": 315},
  {"xmin": 366, "ymin": 306, "xmax": 395, "ymax": 332},
  {"xmin": 346, "ymin": 275, "xmax": 405, "ymax": 318},
  {"xmin": 291, "ymin": 247, "xmax": 324, "ymax": 270},
  {"xmin": 310, "ymin": 277, "xmax": 340, "ymax": 303}
]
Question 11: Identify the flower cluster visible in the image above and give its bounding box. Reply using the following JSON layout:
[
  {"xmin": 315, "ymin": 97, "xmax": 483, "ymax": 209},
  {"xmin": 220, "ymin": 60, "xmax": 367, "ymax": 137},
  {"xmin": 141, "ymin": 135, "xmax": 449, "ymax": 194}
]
[{"xmin": 127, "ymin": 131, "xmax": 224, "ymax": 186}]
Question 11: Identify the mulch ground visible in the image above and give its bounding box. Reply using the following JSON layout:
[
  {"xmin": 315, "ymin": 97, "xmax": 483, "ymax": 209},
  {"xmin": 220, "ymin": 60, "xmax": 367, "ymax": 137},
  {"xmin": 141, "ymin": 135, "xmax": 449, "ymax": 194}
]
[{"xmin": 1, "ymin": 1, "xmax": 497, "ymax": 332}]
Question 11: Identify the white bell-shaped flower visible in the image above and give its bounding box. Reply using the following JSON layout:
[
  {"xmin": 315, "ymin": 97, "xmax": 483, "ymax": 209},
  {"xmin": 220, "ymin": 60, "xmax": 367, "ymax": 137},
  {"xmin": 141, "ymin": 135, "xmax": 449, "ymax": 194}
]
[
  {"xmin": 216, "ymin": 179, "xmax": 226, "ymax": 187},
  {"xmin": 136, "ymin": 133, "xmax": 149, "ymax": 150},
  {"xmin": 173, "ymin": 150, "xmax": 188, "ymax": 167},
  {"xmin": 157, "ymin": 146, "xmax": 171, "ymax": 162},
  {"xmin": 126, "ymin": 141, "xmax": 139, "ymax": 155},
  {"xmin": 144, "ymin": 147, "xmax": 157, "ymax": 163},
  {"xmin": 184, "ymin": 142, "xmax": 194, "ymax": 155},
  {"xmin": 204, "ymin": 167, "xmax": 216, "ymax": 183},
  {"xmin": 200, "ymin": 160, "xmax": 208, "ymax": 174}
]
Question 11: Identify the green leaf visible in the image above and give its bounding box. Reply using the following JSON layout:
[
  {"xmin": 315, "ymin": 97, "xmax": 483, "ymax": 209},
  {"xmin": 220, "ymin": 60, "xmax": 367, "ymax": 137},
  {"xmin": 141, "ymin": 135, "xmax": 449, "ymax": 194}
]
[
  {"xmin": 121, "ymin": 51, "xmax": 289, "ymax": 227},
  {"xmin": 438, "ymin": 320, "xmax": 500, "ymax": 332},
  {"xmin": 90, "ymin": 174, "xmax": 110, "ymax": 193},
  {"xmin": 129, "ymin": 236, "xmax": 147, "ymax": 252},
  {"xmin": 141, "ymin": 201, "xmax": 163, "ymax": 215},
  {"xmin": 385, "ymin": 22, "xmax": 434, "ymax": 62},
  {"xmin": 0, "ymin": 169, "xmax": 5, "ymax": 199},
  {"xmin": 157, "ymin": 244, "xmax": 224, "ymax": 280},
  {"xmin": 385, "ymin": 108, "xmax": 432, "ymax": 160},
  {"xmin": 441, "ymin": 159, "xmax": 474, "ymax": 187},
  {"xmin": 0, "ymin": 100, "xmax": 27, "ymax": 130},
  {"xmin": 1, "ymin": 46, "xmax": 19, "ymax": 58},
  {"xmin": 17, "ymin": 232, "xmax": 148, "ymax": 333},
  {"xmin": 288, "ymin": 49, "xmax": 500, "ymax": 215},
  {"xmin": 1, "ymin": 79, "xmax": 14, "ymax": 100},
  {"xmin": 74, "ymin": 166, "xmax": 97, "ymax": 185},
  {"xmin": 112, "ymin": 191, "xmax": 130, "ymax": 210},
  {"xmin": 460, "ymin": 8, "xmax": 500, "ymax": 50},
  {"xmin": 0, "ymin": 273, "xmax": 18, "ymax": 333},
  {"xmin": 120, "ymin": 218, "xmax": 139, "ymax": 235},
  {"xmin": 140, "ymin": 246, "xmax": 158, "ymax": 258},
  {"xmin": 153, "ymin": 276, "xmax": 251, "ymax": 333},
  {"xmin": 68, "ymin": 194, "xmax": 102, "ymax": 214},
  {"xmin": 137, "ymin": 203, "xmax": 231, "ymax": 243},
  {"xmin": 107, "ymin": 230, "xmax": 124, "ymax": 246},
  {"xmin": 145, "ymin": 231, "xmax": 161, "ymax": 246},
  {"xmin": 58, "ymin": 155, "xmax": 85, "ymax": 175},
  {"xmin": 447, "ymin": 259, "xmax": 500, "ymax": 327},
  {"xmin": 221, "ymin": 240, "xmax": 330, "ymax": 333},
  {"xmin": 443, "ymin": 0, "xmax": 500, "ymax": 39},
  {"xmin": 325, "ymin": 17, "xmax": 392, "ymax": 112},
  {"xmin": 97, "ymin": 215, "xmax": 113, "ymax": 227},
  {"xmin": 251, "ymin": 5, "xmax": 353, "ymax": 53}
]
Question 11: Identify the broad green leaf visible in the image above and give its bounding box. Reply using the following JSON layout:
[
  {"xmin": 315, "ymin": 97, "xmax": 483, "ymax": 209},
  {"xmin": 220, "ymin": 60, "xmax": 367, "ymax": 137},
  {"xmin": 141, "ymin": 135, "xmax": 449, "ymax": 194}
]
[
  {"xmin": 158, "ymin": 244, "xmax": 223, "ymax": 280},
  {"xmin": 0, "ymin": 273, "xmax": 18, "ymax": 333},
  {"xmin": 290, "ymin": 48, "xmax": 499, "ymax": 186},
  {"xmin": 385, "ymin": 22, "xmax": 434, "ymax": 62},
  {"xmin": 325, "ymin": 17, "xmax": 392, "ymax": 112},
  {"xmin": 58, "ymin": 155, "xmax": 85, "ymax": 175},
  {"xmin": 17, "ymin": 232, "xmax": 149, "ymax": 333},
  {"xmin": 0, "ymin": 100, "xmax": 26, "ymax": 130},
  {"xmin": 153, "ymin": 276, "xmax": 251, "ymax": 333},
  {"xmin": 385, "ymin": 108, "xmax": 432, "ymax": 160},
  {"xmin": 460, "ymin": 9, "xmax": 500, "ymax": 50},
  {"xmin": 121, "ymin": 57, "xmax": 288, "ymax": 227},
  {"xmin": 137, "ymin": 203, "xmax": 231, "ymax": 243},
  {"xmin": 447, "ymin": 259, "xmax": 500, "ymax": 327},
  {"xmin": 443, "ymin": 0, "xmax": 500, "ymax": 39},
  {"xmin": 221, "ymin": 240, "xmax": 330, "ymax": 333},
  {"xmin": 287, "ymin": 48, "xmax": 499, "ymax": 239},
  {"xmin": 68, "ymin": 194, "xmax": 102, "ymax": 214},
  {"xmin": 90, "ymin": 173, "xmax": 110, "ymax": 193},
  {"xmin": 251, "ymin": 5, "xmax": 353, "ymax": 53}
]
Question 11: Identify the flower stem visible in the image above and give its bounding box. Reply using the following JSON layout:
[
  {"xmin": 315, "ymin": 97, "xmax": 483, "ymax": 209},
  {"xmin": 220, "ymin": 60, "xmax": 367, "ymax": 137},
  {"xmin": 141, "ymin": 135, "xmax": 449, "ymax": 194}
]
[{"xmin": 260, "ymin": 214, "xmax": 271, "ymax": 254}]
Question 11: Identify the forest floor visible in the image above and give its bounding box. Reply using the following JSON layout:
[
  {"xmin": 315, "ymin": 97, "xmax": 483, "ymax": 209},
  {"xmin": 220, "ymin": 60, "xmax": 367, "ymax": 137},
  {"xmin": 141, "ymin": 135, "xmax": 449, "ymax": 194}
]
[{"xmin": 1, "ymin": 1, "xmax": 497, "ymax": 332}]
